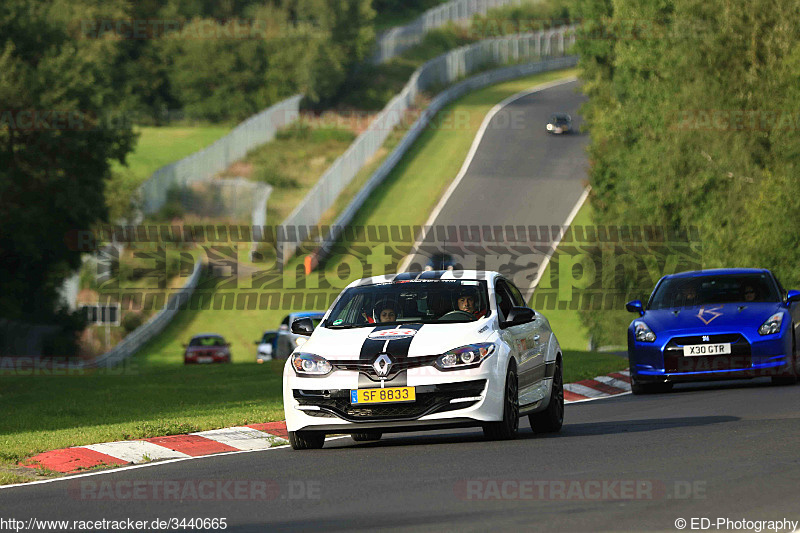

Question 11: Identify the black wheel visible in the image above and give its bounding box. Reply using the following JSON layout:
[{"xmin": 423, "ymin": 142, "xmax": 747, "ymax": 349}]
[
  {"xmin": 288, "ymin": 431, "xmax": 325, "ymax": 450},
  {"xmin": 631, "ymin": 379, "xmax": 673, "ymax": 395},
  {"xmin": 483, "ymin": 365, "xmax": 519, "ymax": 440},
  {"xmin": 351, "ymin": 432, "xmax": 382, "ymax": 442},
  {"xmin": 772, "ymin": 330, "xmax": 798, "ymax": 386},
  {"xmin": 529, "ymin": 358, "xmax": 564, "ymax": 433}
]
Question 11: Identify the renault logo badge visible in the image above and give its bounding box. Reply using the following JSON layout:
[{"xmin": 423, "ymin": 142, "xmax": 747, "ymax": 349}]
[{"xmin": 373, "ymin": 354, "xmax": 392, "ymax": 377}]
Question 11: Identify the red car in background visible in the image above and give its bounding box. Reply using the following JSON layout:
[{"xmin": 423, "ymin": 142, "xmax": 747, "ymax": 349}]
[{"xmin": 183, "ymin": 333, "xmax": 231, "ymax": 364}]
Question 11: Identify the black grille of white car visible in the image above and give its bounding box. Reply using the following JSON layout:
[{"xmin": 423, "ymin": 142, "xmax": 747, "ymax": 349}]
[{"xmin": 293, "ymin": 380, "xmax": 486, "ymax": 422}]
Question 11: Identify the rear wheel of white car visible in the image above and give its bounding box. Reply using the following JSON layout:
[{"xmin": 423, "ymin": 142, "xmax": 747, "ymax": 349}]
[
  {"xmin": 483, "ymin": 365, "xmax": 519, "ymax": 440},
  {"xmin": 288, "ymin": 431, "xmax": 325, "ymax": 450},
  {"xmin": 351, "ymin": 432, "xmax": 382, "ymax": 442},
  {"xmin": 530, "ymin": 358, "xmax": 564, "ymax": 434}
]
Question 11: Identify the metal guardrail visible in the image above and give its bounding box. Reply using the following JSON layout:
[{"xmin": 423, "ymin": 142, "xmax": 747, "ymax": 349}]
[
  {"xmin": 373, "ymin": 0, "xmax": 534, "ymax": 64},
  {"xmin": 139, "ymin": 96, "xmax": 300, "ymax": 215},
  {"xmin": 278, "ymin": 27, "xmax": 576, "ymax": 264},
  {"xmin": 88, "ymin": 259, "xmax": 204, "ymax": 368}
]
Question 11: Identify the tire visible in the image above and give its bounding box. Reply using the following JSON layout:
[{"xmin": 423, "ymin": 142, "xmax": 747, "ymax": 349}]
[
  {"xmin": 529, "ymin": 358, "xmax": 564, "ymax": 434},
  {"xmin": 772, "ymin": 330, "xmax": 798, "ymax": 386},
  {"xmin": 483, "ymin": 364, "xmax": 519, "ymax": 440},
  {"xmin": 631, "ymin": 379, "xmax": 673, "ymax": 395},
  {"xmin": 288, "ymin": 431, "xmax": 325, "ymax": 450},
  {"xmin": 351, "ymin": 432, "xmax": 382, "ymax": 442}
]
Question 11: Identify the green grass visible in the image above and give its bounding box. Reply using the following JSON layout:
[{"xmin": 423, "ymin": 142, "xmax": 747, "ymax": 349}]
[
  {"xmin": 530, "ymin": 199, "xmax": 593, "ymax": 351},
  {"xmin": 106, "ymin": 125, "xmax": 231, "ymax": 220},
  {"xmin": 113, "ymin": 126, "xmax": 232, "ymax": 183},
  {"xmin": 0, "ymin": 362, "xmax": 284, "ymax": 474},
  {"xmin": 221, "ymin": 124, "xmax": 357, "ymax": 226},
  {"xmin": 373, "ymin": 0, "xmax": 451, "ymax": 33},
  {"xmin": 562, "ymin": 350, "xmax": 628, "ymax": 383}
]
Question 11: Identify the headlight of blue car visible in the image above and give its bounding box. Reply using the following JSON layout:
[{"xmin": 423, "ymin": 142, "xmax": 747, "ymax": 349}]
[
  {"xmin": 634, "ymin": 321, "xmax": 656, "ymax": 342},
  {"xmin": 758, "ymin": 312, "xmax": 783, "ymax": 336}
]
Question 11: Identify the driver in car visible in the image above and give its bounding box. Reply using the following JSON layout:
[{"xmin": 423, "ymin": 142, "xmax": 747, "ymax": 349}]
[
  {"xmin": 457, "ymin": 288, "xmax": 487, "ymax": 319},
  {"xmin": 363, "ymin": 300, "xmax": 399, "ymax": 324}
]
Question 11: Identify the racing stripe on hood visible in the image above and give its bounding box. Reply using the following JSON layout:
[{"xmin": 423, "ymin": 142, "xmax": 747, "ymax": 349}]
[{"xmin": 358, "ymin": 323, "xmax": 424, "ymax": 387}]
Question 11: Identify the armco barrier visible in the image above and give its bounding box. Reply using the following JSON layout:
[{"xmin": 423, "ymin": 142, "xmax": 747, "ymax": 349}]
[
  {"xmin": 277, "ymin": 27, "xmax": 576, "ymax": 264},
  {"xmin": 139, "ymin": 96, "xmax": 300, "ymax": 215},
  {"xmin": 88, "ymin": 259, "xmax": 203, "ymax": 368},
  {"xmin": 373, "ymin": 0, "xmax": 535, "ymax": 64}
]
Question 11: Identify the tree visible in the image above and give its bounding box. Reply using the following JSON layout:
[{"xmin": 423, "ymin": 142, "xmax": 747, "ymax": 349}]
[{"xmin": 0, "ymin": 1, "xmax": 135, "ymax": 353}]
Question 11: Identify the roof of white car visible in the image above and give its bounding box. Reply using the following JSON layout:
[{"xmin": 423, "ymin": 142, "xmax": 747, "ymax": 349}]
[{"xmin": 346, "ymin": 270, "xmax": 500, "ymax": 289}]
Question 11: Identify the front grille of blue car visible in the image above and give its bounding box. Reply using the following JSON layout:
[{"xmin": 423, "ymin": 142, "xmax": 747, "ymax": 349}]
[{"xmin": 663, "ymin": 334, "xmax": 751, "ymax": 373}]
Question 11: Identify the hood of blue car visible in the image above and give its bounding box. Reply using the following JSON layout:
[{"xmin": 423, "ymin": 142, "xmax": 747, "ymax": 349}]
[{"xmin": 640, "ymin": 302, "xmax": 784, "ymax": 334}]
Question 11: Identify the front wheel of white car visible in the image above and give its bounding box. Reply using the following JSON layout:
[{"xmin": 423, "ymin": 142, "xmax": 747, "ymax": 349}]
[
  {"xmin": 289, "ymin": 431, "xmax": 325, "ymax": 450},
  {"xmin": 530, "ymin": 358, "xmax": 564, "ymax": 434},
  {"xmin": 483, "ymin": 365, "xmax": 519, "ymax": 440}
]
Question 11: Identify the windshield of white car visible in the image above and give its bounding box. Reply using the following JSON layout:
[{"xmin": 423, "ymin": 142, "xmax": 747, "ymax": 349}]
[
  {"xmin": 323, "ymin": 280, "xmax": 490, "ymax": 327},
  {"xmin": 648, "ymin": 274, "xmax": 780, "ymax": 309}
]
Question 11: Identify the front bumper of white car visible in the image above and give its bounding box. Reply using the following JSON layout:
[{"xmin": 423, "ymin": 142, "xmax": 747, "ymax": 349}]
[{"xmin": 283, "ymin": 357, "xmax": 507, "ymax": 433}]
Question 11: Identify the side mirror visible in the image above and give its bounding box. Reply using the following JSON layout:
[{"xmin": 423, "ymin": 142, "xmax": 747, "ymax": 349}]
[
  {"xmin": 502, "ymin": 307, "xmax": 535, "ymax": 328},
  {"xmin": 626, "ymin": 300, "xmax": 645, "ymax": 316},
  {"xmin": 787, "ymin": 290, "xmax": 800, "ymax": 305},
  {"xmin": 182, "ymin": 343, "xmax": 188, "ymax": 348},
  {"xmin": 291, "ymin": 317, "xmax": 315, "ymax": 336},
  {"xmin": 254, "ymin": 340, "xmax": 260, "ymax": 345}
]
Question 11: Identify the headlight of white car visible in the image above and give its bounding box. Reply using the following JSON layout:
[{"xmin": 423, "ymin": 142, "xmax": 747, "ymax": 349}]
[
  {"xmin": 435, "ymin": 343, "xmax": 495, "ymax": 370},
  {"xmin": 291, "ymin": 352, "xmax": 332, "ymax": 376},
  {"xmin": 546, "ymin": 123, "xmax": 554, "ymax": 131},
  {"xmin": 634, "ymin": 320, "xmax": 656, "ymax": 342},
  {"xmin": 758, "ymin": 312, "xmax": 783, "ymax": 335}
]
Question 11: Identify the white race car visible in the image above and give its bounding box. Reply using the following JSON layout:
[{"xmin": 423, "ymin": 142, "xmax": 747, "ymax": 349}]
[{"xmin": 282, "ymin": 270, "xmax": 564, "ymax": 449}]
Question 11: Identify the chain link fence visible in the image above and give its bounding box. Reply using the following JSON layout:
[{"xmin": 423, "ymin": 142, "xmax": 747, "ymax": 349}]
[
  {"xmin": 373, "ymin": 0, "xmax": 535, "ymax": 64},
  {"xmin": 88, "ymin": 259, "xmax": 203, "ymax": 368},
  {"xmin": 139, "ymin": 96, "xmax": 300, "ymax": 215},
  {"xmin": 278, "ymin": 26, "xmax": 576, "ymax": 264}
]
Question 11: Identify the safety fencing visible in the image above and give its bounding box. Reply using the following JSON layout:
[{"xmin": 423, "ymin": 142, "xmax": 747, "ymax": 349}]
[
  {"xmin": 138, "ymin": 96, "xmax": 300, "ymax": 215},
  {"xmin": 278, "ymin": 27, "xmax": 577, "ymax": 264},
  {"xmin": 373, "ymin": 0, "xmax": 536, "ymax": 64},
  {"xmin": 88, "ymin": 259, "xmax": 204, "ymax": 368}
]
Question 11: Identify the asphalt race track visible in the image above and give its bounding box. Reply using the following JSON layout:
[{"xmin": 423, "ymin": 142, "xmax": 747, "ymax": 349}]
[
  {"xmin": 3, "ymin": 81, "xmax": 800, "ymax": 532},
  {"xmin": 3, "ymin": 380, "xmax": 800, "ymax": 531},
  {"xmin": 402, "ymin": 78, "xmax": 589, "ymax": 283}
]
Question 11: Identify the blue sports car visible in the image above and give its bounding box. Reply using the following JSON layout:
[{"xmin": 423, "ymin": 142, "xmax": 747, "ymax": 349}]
[{"xmin": 626, "ymin": 268, "xmax": 800, "ymax": 394}]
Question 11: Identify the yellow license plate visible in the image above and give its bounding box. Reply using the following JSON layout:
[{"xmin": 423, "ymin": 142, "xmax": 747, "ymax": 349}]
[{"xmin": 350, "ymin": 387, "xmax": 416, "ymax": 404}]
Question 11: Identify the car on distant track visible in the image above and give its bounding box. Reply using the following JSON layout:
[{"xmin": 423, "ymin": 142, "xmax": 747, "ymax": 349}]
[
  {"xmin": 184, "ymin": 333, "xmax": 231, "ymax": 364},
  {"xmin": 282, "ymin": 270, "xmax": 564, "ymax": 450},
  {"xmin": 546, "ymin": 113, "xmax": 572, "ymax": 134},
  {"xmin": 254, "ymin": 330, "xmax": 278, "ymax": 363},
  {"xmin": 274, "ymin": 312, "xmax": 325, "ymax": 360},
  {"xmin": 626, "ymin": 268, "xmax": 800, "ymax": 394}
]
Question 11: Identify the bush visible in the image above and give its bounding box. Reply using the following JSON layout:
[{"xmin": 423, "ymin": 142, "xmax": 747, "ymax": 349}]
[{"xmin": 122, "ymin": 312, "xmax": 144, "ymax": 333}]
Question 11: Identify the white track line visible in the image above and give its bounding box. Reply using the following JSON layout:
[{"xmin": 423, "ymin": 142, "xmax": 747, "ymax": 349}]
[
  {"xmin": 523, "ymin": 185, "xmax": 591, "ymax": 301},
  {"xmin": 0, "ymin": 436, "xmax": 350, "ymax": 491},
  {"xmin": 399, "ymin": 76, "xmax": 579, "ymax": 273}
]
